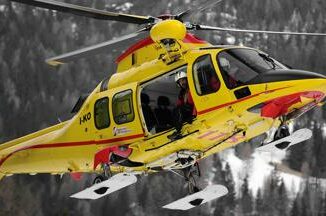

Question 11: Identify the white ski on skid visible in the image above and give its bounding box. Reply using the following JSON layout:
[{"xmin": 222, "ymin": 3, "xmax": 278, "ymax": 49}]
[
  {"xmin": 163, "ymin": 185, "xmax": 228, "ymax": 210},
  {"xmin": 257, "ymin": 128, "xmax": 312, "ymax": 152},
  {"xmin": 70, "ymin": 173, "xmax": 137, "ymax": 200}
]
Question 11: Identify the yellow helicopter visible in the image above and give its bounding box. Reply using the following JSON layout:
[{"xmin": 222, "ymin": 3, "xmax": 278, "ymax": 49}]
[{"xmin": 1, "ymin": 0, "xmax": 326, "ymax": 210}]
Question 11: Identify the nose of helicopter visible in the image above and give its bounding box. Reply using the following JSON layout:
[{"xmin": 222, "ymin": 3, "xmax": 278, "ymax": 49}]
[{"xmin": 248, "ymin": 69, "xmax": 326, "ymax": 84}]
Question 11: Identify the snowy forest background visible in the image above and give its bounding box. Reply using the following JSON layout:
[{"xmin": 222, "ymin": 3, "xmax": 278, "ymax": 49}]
[{"xmin": 1, "ymin": 0, "xmax": 326, "ymax": 215}]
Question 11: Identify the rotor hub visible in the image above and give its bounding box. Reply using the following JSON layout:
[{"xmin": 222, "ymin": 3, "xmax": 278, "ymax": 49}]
[{"xmin": 150, "ymin": 20, "xmax": 186, "ymax": 43}]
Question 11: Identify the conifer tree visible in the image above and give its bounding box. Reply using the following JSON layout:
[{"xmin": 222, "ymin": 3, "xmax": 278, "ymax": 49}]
[
  {"xmin": 239, "ymin": 175, "xmax": 253, "ymax": 215},
  {"xmin": 255, "ymin": 189, "xmax": 264, "ymax": 216},
  {"xmin": 290, "ymin": 195, "xmax": 301, "ymax": 216},
  {"xmin": 275, "ymin": 179, "xmax": 289, "ymax": 216}
]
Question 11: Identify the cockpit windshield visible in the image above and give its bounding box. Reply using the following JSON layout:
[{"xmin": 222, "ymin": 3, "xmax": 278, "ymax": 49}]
[{"xmin": 217, "ymin": 48, "xmax": 287, "ymax": 89}]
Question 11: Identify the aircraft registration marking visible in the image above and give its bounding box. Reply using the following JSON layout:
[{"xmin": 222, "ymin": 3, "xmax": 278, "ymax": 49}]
[{"xmin": 79, "ymin": 112, "xmax": 91, "ymax": 125}]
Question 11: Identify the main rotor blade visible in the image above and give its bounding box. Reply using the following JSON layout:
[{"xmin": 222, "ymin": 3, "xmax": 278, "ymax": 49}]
[
  {"xmin": 46, "ymin": 30, "xmax": 148, "ymax": 66},
  {"xmin": 176, "ymin": 0, "xmax": 223, "ymax": 21},
  {"xmin": 10, "ymin": 0, "xmax": 156, "ymax": 24},
  {"xmin": 195, "ymin": 25, "xmax": 326, "ymax": 36}
]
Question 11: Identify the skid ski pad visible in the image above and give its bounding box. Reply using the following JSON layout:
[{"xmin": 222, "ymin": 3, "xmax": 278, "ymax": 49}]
[
  {"xmin": 70, "ymin": 173, "xmax": 137, "ymax": 200},
  {"xmin": 257, "ymin": 128, "xmax": 312, "ymax": 152},
  {"xmin": 163, "ymin": 184, "xmax": 228, "ymax": 210}
]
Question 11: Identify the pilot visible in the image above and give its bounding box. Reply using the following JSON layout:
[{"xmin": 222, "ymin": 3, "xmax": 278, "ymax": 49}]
[
  {"xmin": 168, "ymin": 71, "xmax": 197, "ymax": 140},
  {"xmin": 219, "ymin": 57, "xmax": 238, "ymax": 88},
  {"xmin": 219, "ymin": 57, "xmax": 231, "ymax": 73}
]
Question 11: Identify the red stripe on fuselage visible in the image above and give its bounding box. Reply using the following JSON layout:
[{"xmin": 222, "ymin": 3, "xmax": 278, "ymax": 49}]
[
  {"xmin": 115, "ymin": 37, "xmax": 154, "ymax": 63},
  {"xmin": 197, "ymin": 87, "xmax": 291, "ymax": 115},
  {"xmin": 0, "ymin": 133, "xmax": 144, "ymax": 168}
]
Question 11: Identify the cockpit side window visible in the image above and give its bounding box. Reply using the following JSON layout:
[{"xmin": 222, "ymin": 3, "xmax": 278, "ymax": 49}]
[
  {"xmin": 218, "ymin": 52, "xmax": 258, "ymax": 89},
  {"xmin": 217, "ymin": 48, "xmax": 287, "ymax": 89},
  {"xmin": 193, "ymin": 54, "xmax": 221, "ymax": 95}
]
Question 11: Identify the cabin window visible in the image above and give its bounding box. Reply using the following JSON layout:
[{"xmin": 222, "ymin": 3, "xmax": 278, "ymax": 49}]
[
  {"xmin": 193, "ymin": 54, "xmax": 221, "ymax": 96},
  {"xmin": 112, "ymin": 90, "xmax": 134, "ymax": 124},
  {"xmin": 94, "ymin": 97, "xmax": 110, "ymax": 129}
]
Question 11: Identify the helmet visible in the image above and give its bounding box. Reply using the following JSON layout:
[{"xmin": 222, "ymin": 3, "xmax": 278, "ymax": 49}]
[
  {"xmin": 175, "ymin": 71, "xmax": 187, "ymax": 83},
  {"xmin": 219, "ymin": 57, "xmax": 230, "ymax": 71}
]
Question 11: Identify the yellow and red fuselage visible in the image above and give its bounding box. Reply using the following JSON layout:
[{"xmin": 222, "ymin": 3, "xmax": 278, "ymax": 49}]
[{"xmin": 0, "ymin": 33, "xmax": 325, "ymax": 180}]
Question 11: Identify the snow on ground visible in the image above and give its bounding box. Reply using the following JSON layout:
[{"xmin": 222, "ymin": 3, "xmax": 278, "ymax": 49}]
[{"xmin": 220, "ymin": 148, "xmax": 302, "ymax": 197}]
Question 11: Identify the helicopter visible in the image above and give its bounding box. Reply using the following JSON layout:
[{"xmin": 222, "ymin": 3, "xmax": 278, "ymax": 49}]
[{"xmin": 1, "ymin": 0, "xmax": 326, "ymax": 210}]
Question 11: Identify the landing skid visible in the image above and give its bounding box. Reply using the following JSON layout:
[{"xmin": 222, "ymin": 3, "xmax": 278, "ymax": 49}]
[
  {"xmin": 165, "ymin": 163, "xmax": 228, "ymax": 210},
  {"xmin": 70, "ymin": 173, "xmax": 137, "ymax": 200},
  {"xmin": 163, "ymin": 185, "xmax": 228, "ymax": 210},
  {"xmin": 70, "ymin": 161, "xmax": 228, "ymax": 208},
  {"xmin": 257, "ymin": 128, "xmax": 312, "ymax": 152}
]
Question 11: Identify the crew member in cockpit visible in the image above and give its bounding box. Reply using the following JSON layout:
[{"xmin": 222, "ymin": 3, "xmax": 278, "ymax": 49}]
[
  {"xmin": 168, "ymin": 71, "xmax": 197, "ymax": 141},
  {"xmin": 219, "ymin": 57, "xmax": 239, "ymax": 88}
]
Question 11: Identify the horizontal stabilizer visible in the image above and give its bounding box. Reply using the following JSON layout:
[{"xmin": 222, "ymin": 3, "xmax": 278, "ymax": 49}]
[
  {"xmin": 70, "ymin": 173, "xmax": 137, "ymax": 200},
  {"xmin": 163, "ymin": 184, "xmax": 228, "ymax": 210}
]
